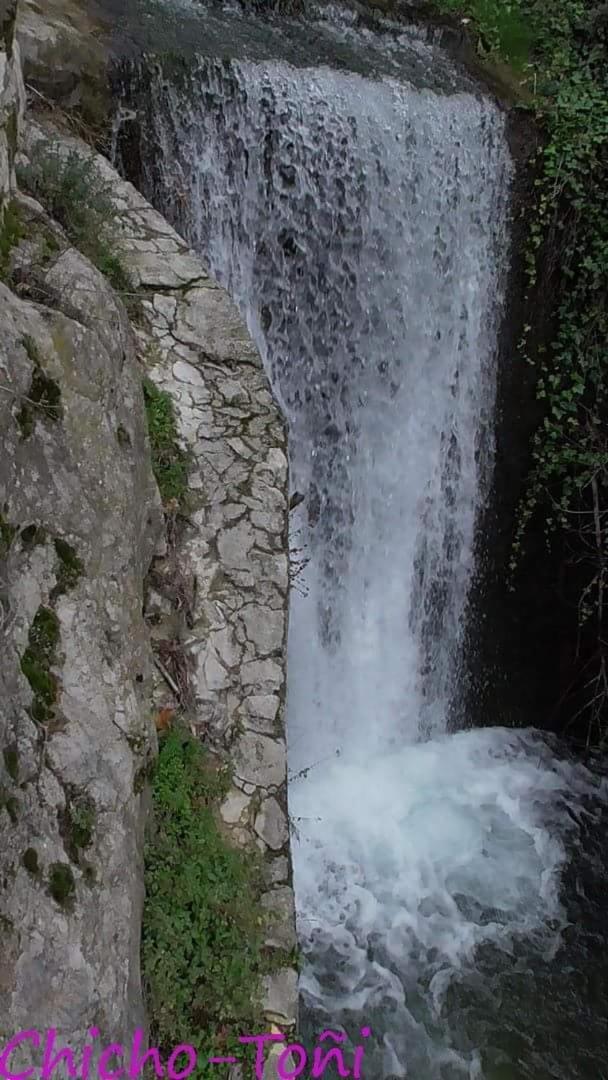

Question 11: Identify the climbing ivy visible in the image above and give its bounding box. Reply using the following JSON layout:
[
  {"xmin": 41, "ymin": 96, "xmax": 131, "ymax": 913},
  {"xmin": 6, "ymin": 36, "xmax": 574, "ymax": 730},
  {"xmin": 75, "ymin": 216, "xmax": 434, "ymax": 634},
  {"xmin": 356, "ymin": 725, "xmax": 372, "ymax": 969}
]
[{"xmin": 434, "ymin": 0, "xmax": 608, "ymax": 733}]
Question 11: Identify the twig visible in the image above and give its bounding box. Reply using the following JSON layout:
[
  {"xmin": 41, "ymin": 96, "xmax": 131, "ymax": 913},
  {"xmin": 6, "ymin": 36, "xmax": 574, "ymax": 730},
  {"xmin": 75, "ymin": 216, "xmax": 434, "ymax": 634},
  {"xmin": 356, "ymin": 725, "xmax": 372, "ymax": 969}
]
[{"xmin": 152, "ymin": 653, "xmax": 181, "ymax": 699}]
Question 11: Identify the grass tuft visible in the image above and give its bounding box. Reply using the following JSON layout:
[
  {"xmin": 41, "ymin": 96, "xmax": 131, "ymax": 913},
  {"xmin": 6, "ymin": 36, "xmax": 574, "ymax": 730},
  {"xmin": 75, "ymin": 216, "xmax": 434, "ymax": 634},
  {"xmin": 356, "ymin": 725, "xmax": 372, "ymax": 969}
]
[{"xmin": 143, "ymin": 729, "xmax": 265, "ymax": 1074}]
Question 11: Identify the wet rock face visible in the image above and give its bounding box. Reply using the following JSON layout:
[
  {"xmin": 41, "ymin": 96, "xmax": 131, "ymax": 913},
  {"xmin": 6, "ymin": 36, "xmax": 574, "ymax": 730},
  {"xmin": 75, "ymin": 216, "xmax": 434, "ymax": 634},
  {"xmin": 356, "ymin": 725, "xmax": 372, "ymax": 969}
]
[
  {"xmin": 0, "ymin": 0, "xmax": 23, "ymax": 216},
  {"xmin": 0, "ymin": 168, "xmax": 162, "ymax": 1058}
]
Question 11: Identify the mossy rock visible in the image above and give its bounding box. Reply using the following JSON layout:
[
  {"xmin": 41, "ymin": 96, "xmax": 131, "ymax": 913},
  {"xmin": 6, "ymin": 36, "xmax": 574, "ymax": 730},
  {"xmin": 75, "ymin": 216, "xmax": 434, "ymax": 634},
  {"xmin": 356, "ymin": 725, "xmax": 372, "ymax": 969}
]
[
  {"xmin": 20, "ymin": 606, "xmax": 61, "ymax": 725},
  {"xmin": 48, "ymin": 862, "xmax": 75, "ymax": 908}
]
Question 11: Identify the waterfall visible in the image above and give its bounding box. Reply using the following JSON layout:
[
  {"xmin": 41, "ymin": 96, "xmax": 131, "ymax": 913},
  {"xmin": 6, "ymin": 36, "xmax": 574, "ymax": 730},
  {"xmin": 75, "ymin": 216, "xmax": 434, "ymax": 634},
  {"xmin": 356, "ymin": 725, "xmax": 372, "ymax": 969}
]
[{"xmin": 115, "ymin": 10, "xmax": 608, "ymax": 1076}]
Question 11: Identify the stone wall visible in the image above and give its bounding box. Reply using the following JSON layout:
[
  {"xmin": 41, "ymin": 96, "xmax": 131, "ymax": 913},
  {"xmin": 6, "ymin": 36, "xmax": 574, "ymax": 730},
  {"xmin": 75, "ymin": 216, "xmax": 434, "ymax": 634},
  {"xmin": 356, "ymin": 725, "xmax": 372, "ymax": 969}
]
[
  {"xmin": 23, "ymin": 120, "xmax": 297, "ymax": 1029},
  {"xmin": 1, "ymin": 2, "xmax": 297, "ymax": 1055},
  {"xmin": 1, "ymin": 9, "xmax": 165, "ymax": 1046}
]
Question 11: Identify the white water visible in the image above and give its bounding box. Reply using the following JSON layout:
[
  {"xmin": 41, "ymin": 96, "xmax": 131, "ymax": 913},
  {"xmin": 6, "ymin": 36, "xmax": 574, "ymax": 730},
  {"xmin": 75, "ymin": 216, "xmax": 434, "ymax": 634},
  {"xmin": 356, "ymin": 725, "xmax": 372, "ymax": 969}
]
[{"xmin": 117, "ymin": 29, "xmax": 608, "ymax": 1076}]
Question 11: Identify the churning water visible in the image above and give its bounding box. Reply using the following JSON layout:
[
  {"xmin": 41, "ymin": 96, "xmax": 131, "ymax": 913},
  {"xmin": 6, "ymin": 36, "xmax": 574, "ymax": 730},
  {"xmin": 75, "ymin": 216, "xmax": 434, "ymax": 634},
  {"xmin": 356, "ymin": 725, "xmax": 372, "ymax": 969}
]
[{"xmin": 115, "ymin": 8, "xmax": 608, "ymax": 1075}]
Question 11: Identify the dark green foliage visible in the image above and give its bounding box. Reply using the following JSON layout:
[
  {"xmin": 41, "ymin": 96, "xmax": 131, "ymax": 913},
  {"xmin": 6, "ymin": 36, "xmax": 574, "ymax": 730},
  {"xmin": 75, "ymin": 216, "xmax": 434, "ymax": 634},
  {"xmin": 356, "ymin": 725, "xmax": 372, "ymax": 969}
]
[
  {"xmin": 20, "ymin": 606, "xmax": 60, "ymax": 725},
  {"xmin": 65, "ymin": 797, "xmax": 95, "ymax": 856},
  {"xmin": 437, "ymin": 0, "xmax": 534, "ymax": 68},
  {"xmin": 48, "ymin": 862, "xmax": 75, "ymax": 907},
  {"xmin": 0, "ymin": 513, "xmax": 17, "ymax": 557},
  {"xmin": 143, "ymin": 730, "xmax": 264, "ymax": 1072},
  {"xmin": 22, "ymin": 848, "xmax": 39, "ymax": 876},
  {"xmin": 52, "ymin": 539, "xmax": 84, "ymax": 597},
  {"xmin": 116, "ymin": 424, "xmax": 132, "ymax": 449},
  {"xmin": 143, "ymin": 378, "xmax": 190, "ymax": 507},
  {"xmin": 0, "ymin": 201, "xmax": 23, "ymax": 282},
  {"xmin": 58, "ymin": 794, "xmax": 95, "ymax": 864},
  {"xmin": 3, "ymin": 795, "xmax": 18, "ymax": 824},
  {"xmin": 435, "ymin": 0, "xmax": 608, "ymax": 735},
  {"xmin": 20, "ymin": 524, "xmax": 48, "ymax": 548},
  {"xmin": 2, "ymin": 747, "xmax": 18, "ymax": 782},
  {"xmin": 17, "ymin": 145, "xmax": 139, "ymax": 313}
]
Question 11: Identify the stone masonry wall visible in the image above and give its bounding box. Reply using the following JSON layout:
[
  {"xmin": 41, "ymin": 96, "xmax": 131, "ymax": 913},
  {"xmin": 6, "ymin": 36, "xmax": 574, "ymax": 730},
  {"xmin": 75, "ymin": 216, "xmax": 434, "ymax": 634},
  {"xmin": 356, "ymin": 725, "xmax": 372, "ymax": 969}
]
[{"xmin": 22, "ymin": 118, "xmax": 298, "ymax": 1035}]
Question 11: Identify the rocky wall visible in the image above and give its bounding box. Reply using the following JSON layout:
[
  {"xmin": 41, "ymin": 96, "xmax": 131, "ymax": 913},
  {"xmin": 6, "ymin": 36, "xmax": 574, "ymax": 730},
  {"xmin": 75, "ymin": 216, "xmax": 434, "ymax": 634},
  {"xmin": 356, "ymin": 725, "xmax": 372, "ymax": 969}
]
[
  {"xmin": 0, "ymin": 88, "xmax": 296, "ymax": 1071},
  {"xmin": 0, "ymin": 0, "xmax": 24, "ymax": 218}
]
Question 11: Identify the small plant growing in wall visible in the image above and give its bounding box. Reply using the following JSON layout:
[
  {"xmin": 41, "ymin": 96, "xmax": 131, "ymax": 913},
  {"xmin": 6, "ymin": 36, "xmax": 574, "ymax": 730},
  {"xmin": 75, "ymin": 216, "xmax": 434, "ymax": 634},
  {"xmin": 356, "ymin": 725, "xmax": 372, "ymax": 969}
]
[
  {"xmin": 143, "ymin": 378, "xmax": 190, "ymax": 508},
  {"xmin": 142, "ymin": 727, "xmax": 266, "ymax": 1072},
  {"xmin": 17, "ymin": 144, "xmax": 138, "ymax": 314}
]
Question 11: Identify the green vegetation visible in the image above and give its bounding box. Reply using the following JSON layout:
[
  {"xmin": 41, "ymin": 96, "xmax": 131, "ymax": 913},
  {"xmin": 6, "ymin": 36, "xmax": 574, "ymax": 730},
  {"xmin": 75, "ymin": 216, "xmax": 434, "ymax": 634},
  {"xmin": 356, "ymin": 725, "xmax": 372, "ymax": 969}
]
[
  {"xmin": 20, "ymin": 606, "xmax": 60, "ymax": 725},
  {"xmin": 0, "ymin": 513, "xmax": 17, "ymax": 557},
  {"xmin": 3, "ymin": 747, "xmax": 19, "ymax": 783},
  {"xmin": 20, "ymin": 524, "xmax": 48, "ymax": 548},
  {"xmin": 434, "ymin": 0, "xmax": 608, "ymax": 734},
  {"xmin": 48, "ymin": 862, "xmax": 75, "ymax": 907},
  {"xmin": 22, "ymin": 848, "xmax": 40, "ymax": 876},
  {"xmin": 59, "ymin": 793, "xmax": 95, "ymax": 864},
  {"xmin": 52, "ymin": 539, "xmax": 84, "ymax": 598},
  {"xmin": 437, "ymin": 0, "xmax": 535, "ymax": 68},
  {"xmin": 1, "ymin": 792, "xmax": 19, "ymax": 824},
  {"xmin": 143, "ymin": 729, "xmax": 264, "ymax": 1074},
  {"xmin": 17, "ymin": 145, "xmax": 139, "ymax": 314},
  {"xmin": 67, "ymin": 800, "xmax": 95, "ymax": 852},
  {"xmin": 16, "ymin": 336, "xmax": 62, "ymax": 438},
  {"xmin": 0, "ymin": 201, "xmax": 23, "ymax": 283},
  {"xmin": 143, "ymin": 378, "xmax": 190, "ymax": 507}
]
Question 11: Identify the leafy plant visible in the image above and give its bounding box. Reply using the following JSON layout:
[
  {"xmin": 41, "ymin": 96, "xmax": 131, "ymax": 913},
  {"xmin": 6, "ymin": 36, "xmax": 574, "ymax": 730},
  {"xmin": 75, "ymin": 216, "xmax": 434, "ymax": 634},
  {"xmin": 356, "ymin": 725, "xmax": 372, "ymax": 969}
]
[
  {"xmin": 142, "ymin": 729, "xmax": 265, "ymax": 1076},
  {"xmin": 435, "ymin": 0, "xmax": 608, "ymax": 737},
  {"xmin": 143, "ymin": 377, "xmax": 190, "ymax": 507},
  {"xmin": 0, "ymin": 201, "xmax": 23, "ymax": 283},
  {"xmin": 17, "ymin": 144, "xmax": 139, "ymax": 314}
]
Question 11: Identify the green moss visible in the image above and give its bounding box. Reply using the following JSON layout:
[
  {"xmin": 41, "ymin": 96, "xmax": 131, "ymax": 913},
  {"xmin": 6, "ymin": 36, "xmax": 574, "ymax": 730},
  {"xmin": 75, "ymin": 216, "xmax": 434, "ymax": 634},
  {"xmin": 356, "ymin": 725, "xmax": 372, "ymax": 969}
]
[
  {"xmin": 438, "ymin": 0, "xmax": 608, "ymax": 739},
  {"xmin": 48, "ymin": 862, "xmax": 75, "ymax": 907},
  {"xmin": 20, "ymin": 524, "xmax": 48, "ymax": 549},
  {"xmin": 20, "ymin": 606, "xmax": 60, "ymax": 726},
  {"xmin": 22, "ymin": 848, "xmax": 40, "ymax": 876},
  {"xmin": 0, "ymin": 201, "xmax": 23, "ymax": 283},
  {"xmin": 2, "ymin": 747, "xmax": 19, "ymax": 783},
  {"xmin": 16, "ymin": 338, "xmax": 62, "ymax": 439},
  {"xmin": 17, "ymin": 145, "xmax": 140, "ymax": 314},
  {"xmin": 142, "ymin": 729, "xmax": 265, "ymax": 1065},
  {"xmin": 0, "ymin": 788, "xmax": 19, "ymax": 824},
  {"xmin": 143, "ymin": 378, "xmax": 190, "ymax": 508},
  {"xmin": 117, "ymin": 425, "xmax": 132, "ymax": 449},
  {"xmin": 0, "ymin": 514, "xmax": 17, "ymax": 557},
  {"xmin": 82, "ymin": 863, "xmax": 97, "ymax": 886},
  {"xmin": 57, "ymin": 786, "xmax": 96, "ymax": 865},
  {"xmin": 52, "ymin": 539, "xmax": 84, "ymax": 597},
  {"xmin": 435, "ymin": 0, "xmax": 533, "ymax": 70},
  {"xmin": 68, "ymin": 800, "xmax": 95, "ymax": 852},
  {"xmin": 7, "ymin": 106, "xmax": 18, "ymax": 160},
  {"xmin": 133, "ymin": 757, "xmax": 155, "ymax": 795}
]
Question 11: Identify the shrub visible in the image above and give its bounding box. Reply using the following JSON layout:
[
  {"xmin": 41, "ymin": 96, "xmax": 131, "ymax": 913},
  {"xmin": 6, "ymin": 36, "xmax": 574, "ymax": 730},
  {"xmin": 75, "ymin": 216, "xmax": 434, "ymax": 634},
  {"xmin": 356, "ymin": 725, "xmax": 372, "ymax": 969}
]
[
  {"xmin": 142, "ymin": 729, "xmax": 265, "ymax": 1074},
  {"xmin": 143, "ymin": 377, "xmax": 190, "ymax": 507},
  {"xmin": 434, "ymin": 0, "xmax": 608, "ymax": 737},
  {"xmin": 17, "ymin": 145, "xmax": 139, "ymax": 314}
]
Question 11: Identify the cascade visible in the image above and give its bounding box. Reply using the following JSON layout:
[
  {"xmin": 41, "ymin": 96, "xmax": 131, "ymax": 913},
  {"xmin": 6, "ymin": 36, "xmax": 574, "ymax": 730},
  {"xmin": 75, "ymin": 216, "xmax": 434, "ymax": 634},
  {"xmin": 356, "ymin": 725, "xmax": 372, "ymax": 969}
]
[{"xmin": 115, "ymin": 6, "xmax": 608, "ymax": 1075}]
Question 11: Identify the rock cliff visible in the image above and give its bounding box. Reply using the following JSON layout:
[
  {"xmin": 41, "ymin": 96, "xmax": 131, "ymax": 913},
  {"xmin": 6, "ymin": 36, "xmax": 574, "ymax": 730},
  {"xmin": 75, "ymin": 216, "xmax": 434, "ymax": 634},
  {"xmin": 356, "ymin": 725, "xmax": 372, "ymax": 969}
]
[{"xmin": 1, "ymin": 0, "xmax": 296, "ymax": 1064}]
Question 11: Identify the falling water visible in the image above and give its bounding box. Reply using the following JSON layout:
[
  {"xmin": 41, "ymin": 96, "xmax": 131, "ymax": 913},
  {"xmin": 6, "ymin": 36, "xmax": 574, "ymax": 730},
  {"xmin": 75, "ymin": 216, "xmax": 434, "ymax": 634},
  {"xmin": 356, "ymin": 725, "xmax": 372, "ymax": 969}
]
[{"xmin": 115, "ymin": 8, "xmax": 608, "ymax": 1075}]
